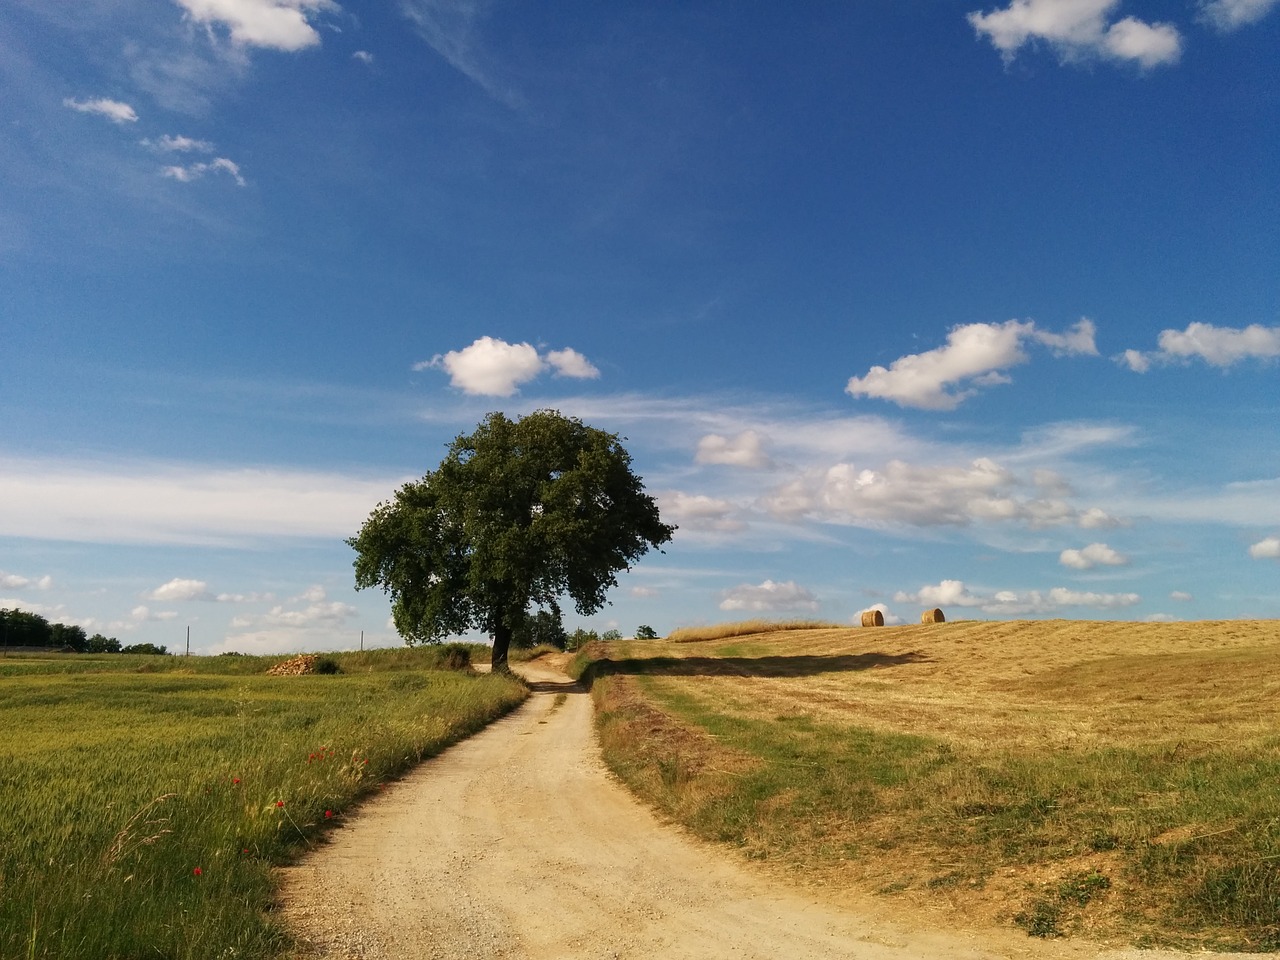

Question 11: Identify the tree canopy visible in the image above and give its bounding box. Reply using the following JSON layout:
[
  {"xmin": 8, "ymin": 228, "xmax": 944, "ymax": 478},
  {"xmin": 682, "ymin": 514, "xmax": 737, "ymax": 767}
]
[{"xmin": 348, "ymin": 410, "xmax": 674, "ymax": 669}]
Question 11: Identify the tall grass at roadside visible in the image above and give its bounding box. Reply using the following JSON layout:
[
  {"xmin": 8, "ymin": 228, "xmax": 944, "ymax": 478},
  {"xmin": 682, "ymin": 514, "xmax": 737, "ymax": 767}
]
[
  {"xmin": 583, "ymin": 620, "xmax": 1280, "ymax": 949},
  {"xmin": 0, "ymin": 657, "xmax": 525, "ymax": 960},
  {"xmin": 666, "ymin": 619, "xmax": 842, "ymax": 644}
]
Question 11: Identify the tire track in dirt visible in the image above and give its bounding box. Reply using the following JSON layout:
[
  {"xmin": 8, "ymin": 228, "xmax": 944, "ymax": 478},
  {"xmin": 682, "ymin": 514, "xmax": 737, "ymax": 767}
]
[{"xmin": 276, "ymin": 660, "xmax": 1251, "ymax": 960}]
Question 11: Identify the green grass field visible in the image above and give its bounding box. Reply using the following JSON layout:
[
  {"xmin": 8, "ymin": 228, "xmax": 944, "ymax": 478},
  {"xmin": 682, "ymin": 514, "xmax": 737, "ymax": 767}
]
[
  {"xmin": 0, "ymin": 647, "xmax": 525, "ymax": 960},
  {"xmin": 579, "ymin": 620, "xmax": 1280, "ymax": 949}
]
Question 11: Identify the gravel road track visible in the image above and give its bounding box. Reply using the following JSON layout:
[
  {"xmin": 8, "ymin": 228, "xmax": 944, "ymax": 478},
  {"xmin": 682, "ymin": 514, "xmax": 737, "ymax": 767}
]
[{"xmin": 277, "ymin": 660, "xmax": 1254, "ymax": 960}]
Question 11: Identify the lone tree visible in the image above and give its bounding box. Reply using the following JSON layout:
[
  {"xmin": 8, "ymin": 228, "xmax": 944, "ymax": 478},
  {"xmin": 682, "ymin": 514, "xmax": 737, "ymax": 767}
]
[{"xmin": 348, "ymin": 410, "xmax": 674, "ymax": 671}]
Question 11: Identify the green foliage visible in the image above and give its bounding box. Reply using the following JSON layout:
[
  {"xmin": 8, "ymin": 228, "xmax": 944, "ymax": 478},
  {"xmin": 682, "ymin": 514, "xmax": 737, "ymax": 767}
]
[
  {"xmin": 1, "ymin": 607, "xmax": 53, "ymax": 647},
  {"xmin": 601, "ymin": 628, "xmax": 623, "ymax": 642},
  {"xmin": 635, "ymin": 624, "xmax": 659, "ymax": 641},
  {"xmin": 121, "ymin": 642, "xmax": 169, "ymax": 655},
  {"xmin": 511, "ymin": 604, "xmax": 568, "ymax": 650},
  {"xmin": 311, "ymin": 655, "xmax": 342, "ymax": 674},
  {"xmin": 86, "ymin": 632, "xmax": 121, "ymax": 653},
  {"xmin": 348, "ymin": 410, "xmax": 674, "ymax": 669},
  {"xmin": 0, "ymin": 658, "xmax": 526, "ymax": 960},
  {"xmin": 565, "ymin": 627, "xmax": 600, "ymax": 652}
]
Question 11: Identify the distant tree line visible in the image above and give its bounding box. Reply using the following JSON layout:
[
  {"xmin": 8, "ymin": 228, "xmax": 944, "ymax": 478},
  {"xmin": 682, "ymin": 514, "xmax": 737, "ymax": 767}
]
[{"xmin": 0, "ymin": 608, "xmax": 168, "ymax": 655}]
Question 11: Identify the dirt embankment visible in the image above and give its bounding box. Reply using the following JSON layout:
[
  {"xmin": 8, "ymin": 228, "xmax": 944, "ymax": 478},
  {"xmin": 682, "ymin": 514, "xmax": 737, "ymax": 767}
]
[{"xmin": 277, "ymin": 659, "xmax": 1249, "ymax": 960}]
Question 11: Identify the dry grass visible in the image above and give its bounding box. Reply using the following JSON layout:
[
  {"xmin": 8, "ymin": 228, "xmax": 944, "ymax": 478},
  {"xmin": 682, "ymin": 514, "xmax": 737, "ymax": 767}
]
[
  {"xmin": 666, "ymin": 619, "xmax": 843, "ymax": 644},
  {"xmin": 584, "ymin": 619, "xmax": 1280, "ymax": 949}
]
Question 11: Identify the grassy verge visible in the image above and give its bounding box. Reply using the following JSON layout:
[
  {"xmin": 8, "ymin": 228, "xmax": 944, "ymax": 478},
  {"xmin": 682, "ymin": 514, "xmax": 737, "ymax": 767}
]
[
  {"xmin": 580, "ymin": 621, "xmax": 1280, "ymax": 949},
  {"xmin": 0, "ymin": 648, "xmax": 526, "ymax": 960}
]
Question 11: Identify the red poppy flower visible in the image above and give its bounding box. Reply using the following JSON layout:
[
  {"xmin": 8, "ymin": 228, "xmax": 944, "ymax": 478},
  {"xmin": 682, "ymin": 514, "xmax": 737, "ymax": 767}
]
[
  {"xmin": 324, "ymin": 810, "xmax": 332, "ymax": 819},
  {"xmin": 276, "ymin": 800, "xmax": 285, "ymax": 808},
  {"xmin": 192, "ymin": 867, "xmax": 202, "ymax": 876}
]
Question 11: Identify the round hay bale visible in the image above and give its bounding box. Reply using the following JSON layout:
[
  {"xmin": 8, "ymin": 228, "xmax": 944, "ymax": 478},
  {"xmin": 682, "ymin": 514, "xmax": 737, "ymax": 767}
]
[
  {"xmin": 860, "ymin": 609, "xmax": 884, "ymax": 628},
  {"xmin": 921, "ymin": 608, "xmax": 945, "ymax": 624}
]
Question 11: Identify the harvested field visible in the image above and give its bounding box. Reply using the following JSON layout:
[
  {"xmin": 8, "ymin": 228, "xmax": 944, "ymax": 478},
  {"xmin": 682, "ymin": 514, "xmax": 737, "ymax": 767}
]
[{"xmin": 583, "ymin": 620, "xmax": 1280, "ymax": 949}]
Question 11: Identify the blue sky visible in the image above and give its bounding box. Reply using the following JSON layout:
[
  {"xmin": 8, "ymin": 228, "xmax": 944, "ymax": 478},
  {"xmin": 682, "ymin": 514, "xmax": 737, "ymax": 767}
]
[{"xmin": 2, "ymin": 0, "xmax": 1278, "ymax": 654}]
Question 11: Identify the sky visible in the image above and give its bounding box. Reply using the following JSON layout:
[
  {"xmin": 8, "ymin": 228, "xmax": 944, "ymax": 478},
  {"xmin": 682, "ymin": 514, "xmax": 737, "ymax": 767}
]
[{"xmin": 1, "ymin": 0, "xmax": 1278, "ymax": 655}]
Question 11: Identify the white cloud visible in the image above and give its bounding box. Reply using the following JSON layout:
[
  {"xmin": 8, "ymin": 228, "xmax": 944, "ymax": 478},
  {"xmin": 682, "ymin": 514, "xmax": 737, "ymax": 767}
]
[
  {"xmin": 215, "ymin": 588, "xmax": 359, "ymax": 655},
  {"xmin": 63, "ymin": 97, "xmax": 139, "ymax": 123},
  {"xmin": 228, "ymin": 596, "xmax": 353, "ymax": 631},
  {"xmin": 1249, "ymin": 536, "xmax": 1280, "ymax": 559},
  {"xmin": 161, "ymin": 157, "xmax": 246, "ymax": 186},
  {"xmin": 629, "ymin": 586, "xmax": 659, "ymax": 599},
  {"xmin": 0, "ymin": 455, "xmax": 404, "ymax": 547},
  {"xmin": 846, "ymin": 319, "xmax": 1096, "ymax": 410},
  {"xmin": 1200, "ymin": 0, "xmax": 1280, "ymax": 30},
  {"xmin": 762, "ymin": 456, "xmax": 1111, "ymax": 530},
  {"xmin": 131, "ymin": 604, "xmax": 179, "ymax": 622},
  {"xmin": 895, "ymin": 579, "xmax": 1139, "ymax": 615},
  {"xmin": 416, "ymin": 337, "xmax": 600, "ymax": 396},
  {"xmin": 216, "ymin": 591, "xmax": 276, "ymax": 603},
  {"xmin": 1121, "ymin": 323, "xmax": 1280, "ymax": 372},
  {"xmin": 1059, "ymin": 542, "xmax": 1128, "ymax": 569},
  {"xmin": 660, "ymin": 492, "xmax": 745, "ymax": 534},
  {"xmin": 1170, "ymin": 590, "xmax": 1193, "ymax": 601},
  {"xmin": 174, "ymin": 0, "xmax": 338, "ymax": 52},
  {"xmin": 146, "ymin": 577, "xmax": 214, "ymax": 601},
  {"xmin": 545, "ymin": 348, "xmax": 601, "ymax": 380},
  {"xmin": 696, "ymin": 430, "xmax": 772, "ymax": 469},
  {"xmin": 1119, "ymin": 348, "xmax": 1150, "ymax": 373},
  {"xmin": 720, "ymin": 579, "xmax": 819, "ymax": 612},
  {"xmin": 142, "ymin": 134, "xmax": 215, "ymax": 152},
  {"xmin": 0, "ymin": 571, "xmax": 53, "ymax": 591},
  {"xmin": 352, "ymin": 50, "xmax": 374, "ymax": 64},
  {"xmin": 968, "ymin": 0, "xmax": 1181, "ymax": 68}
]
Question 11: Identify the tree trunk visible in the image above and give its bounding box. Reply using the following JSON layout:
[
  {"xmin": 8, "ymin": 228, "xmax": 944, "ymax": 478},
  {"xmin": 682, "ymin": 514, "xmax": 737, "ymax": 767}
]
[{"xmin": 491, "ymin": 619, "xmax": 512, "ymax": 673}]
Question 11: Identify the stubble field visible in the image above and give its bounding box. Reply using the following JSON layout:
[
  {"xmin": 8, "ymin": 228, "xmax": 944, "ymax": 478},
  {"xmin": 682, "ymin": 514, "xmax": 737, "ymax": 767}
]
[{"xmin": 582, "ymin": 619, "xmax": 1280, "ymax": 949}]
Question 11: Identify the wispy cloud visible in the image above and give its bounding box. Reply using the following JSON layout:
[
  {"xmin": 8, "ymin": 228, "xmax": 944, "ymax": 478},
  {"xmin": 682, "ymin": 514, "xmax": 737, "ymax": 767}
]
[
  {"xmin": 659, "ymin": 491, "xmax": 745, "ymax": 534},
  {"xmin": 0, "ymin": 571, "xmax": 53, "ymax": 591},
  {"xmin": 968, "ymin": 0, "xmax": 1182, "ymax": 68},
  {"xmin": 846, "ymin": 319, "xmax": 1097, "ymax": 410},
  {"xmin": 1200, "ymin": 0, "xmax": 1280, "ymax": 31},
  {"xmin": 161, "ymin": 157, "xmax": 246, "ymax": 186},
  {"xmin": 0, "ymin": 455, "xmax": 405, "ymax": 547},
  {"xmin": 720, "ymin": 579, "xmax": 819, "ymax": 612},
  {"xmin": 761, "ymin": 456, "xmax": 1119, "ymax": 531},
  {"xmin": 696, "ymin": 430, "xmax": 773, "ymax": 469},
  {"xmin": 142, "ymin": 134, "xmax": 215, "ymax": 152},
  {"xmin": 399, "ymin": 0, "xmax": 523, "ymax": 107},
  {"xmin": 895, "ymin": 578, "xmax": 1140, "ymax": 614},
  {"xmin": 63, "ymin": 97, "xmax": 139, "ymax": 123}
]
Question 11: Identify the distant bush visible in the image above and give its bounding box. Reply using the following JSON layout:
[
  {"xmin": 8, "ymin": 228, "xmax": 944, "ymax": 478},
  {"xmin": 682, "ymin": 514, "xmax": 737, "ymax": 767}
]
[
  {"xmin": 565, "ymin": 628, "xmax": 599, "ymax": 652},
  {"xmin": 436, "ymin": 642, "xmax": 474, "ymax": 671},
  {"xmin": 601, "ymin": 628, "xmax": 622, "ymax": 642},
  {"xmin": 121, "ymin": 643, "xmax": 168, "ymax": 656},
  {"xmin": 312, "ymin": 656, "xmax": 342, "ymax": 675},
  {"xmin": 511, "ymin": 607, "xmax": 567, "ymax": 650},
  {"xmin": 635, "ymin": 625, "xmax": 659, "ymax": 640}
]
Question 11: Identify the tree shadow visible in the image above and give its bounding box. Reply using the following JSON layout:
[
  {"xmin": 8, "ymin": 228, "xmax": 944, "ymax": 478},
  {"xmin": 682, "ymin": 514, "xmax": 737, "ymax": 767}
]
[{"xmin": 584, "ymin": 650, "xmax": 932, "ymax": 681}]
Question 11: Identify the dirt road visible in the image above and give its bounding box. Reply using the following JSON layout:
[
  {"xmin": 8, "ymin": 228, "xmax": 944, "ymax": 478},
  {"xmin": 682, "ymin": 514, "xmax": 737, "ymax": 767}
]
[{"xmin": 277, "ymin": 660, "xmax": 1245, "ymax": 960}]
